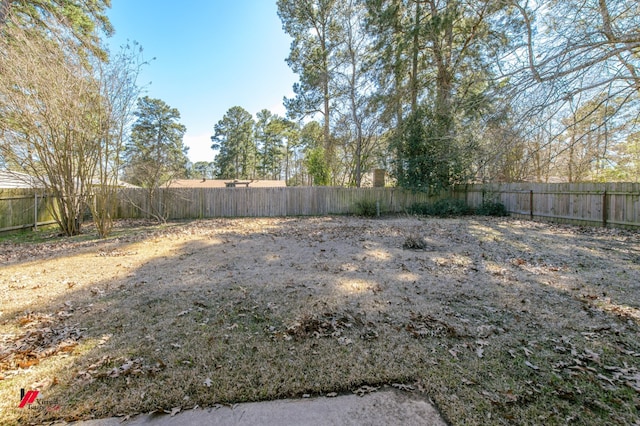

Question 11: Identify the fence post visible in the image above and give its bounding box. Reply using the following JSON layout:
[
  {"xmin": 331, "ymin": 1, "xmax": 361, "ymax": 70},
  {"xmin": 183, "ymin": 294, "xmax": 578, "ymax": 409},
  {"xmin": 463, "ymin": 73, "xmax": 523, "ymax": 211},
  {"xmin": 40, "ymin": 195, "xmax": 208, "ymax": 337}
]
[
  {"xmin": 200, "ymin": 188, "xmax": 204, "ymax": 219},
  {"xmin": 529, "ymin": 190, "xmax": 534, "ymax": 220},
  {"xmin": 34, "ymin": 193, "xmax": 38, "ymax": 231},
  {"xmin": 602, "ymin": 190, "xmax": 608, "ymax": 227}
]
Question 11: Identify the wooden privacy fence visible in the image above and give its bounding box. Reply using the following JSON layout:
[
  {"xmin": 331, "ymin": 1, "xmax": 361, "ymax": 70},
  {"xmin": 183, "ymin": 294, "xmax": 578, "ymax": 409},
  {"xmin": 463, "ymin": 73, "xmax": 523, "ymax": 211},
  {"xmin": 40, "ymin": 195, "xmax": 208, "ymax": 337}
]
[
  {"xmin": 462, "ymin": 182, "xmax": 640, "ymax": 228},
  {"xmin": 0, "ymin": 189, "xmax": 58, "ymax": 233},
  {"xmin": 2, "ymin": 184, "xmax": 639, "ymax": 233},
  {"xmin": 115, "ymin": 187, "xmax": 434, "ymax": 219}
]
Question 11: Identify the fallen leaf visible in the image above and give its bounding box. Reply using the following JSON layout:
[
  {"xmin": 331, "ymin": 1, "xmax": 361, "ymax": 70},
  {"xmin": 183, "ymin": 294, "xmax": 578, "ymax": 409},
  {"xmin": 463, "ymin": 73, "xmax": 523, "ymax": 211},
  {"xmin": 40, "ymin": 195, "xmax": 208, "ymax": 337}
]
[
  {"xmin": 503, "ymin": 390, "xmax": 518, "ymax": 403},
  {"xmin": 30, "ymin": 377, "xmax": 55, "ymax": 391},
  {"xmin": 525, "ymin": 360, "xmax": 540, "ymax": 371},
  {"xmin": 597, "ymin": 374, "xmax": 617, "ymax": 388},
  {"xmin": 392, "ymin": 383, "xmax": 415, "ymax": 392},
  {"xmin": 521, "ymin": 347, "xmax": 533, "ymax": 357},
  {"xmin": 353, "ymin": 385, "xmax": 379, "ymax": 396},
  {"xmin": 582, "ymin": 349, "xmax": 601, "ymax": 365},
  {"xmin": 90, "ymin": 288, "xmax": 105, "ymax": 296},
  {"xmin": 337, "ymin": 337, "xmax": 353, "ymax": 346}
]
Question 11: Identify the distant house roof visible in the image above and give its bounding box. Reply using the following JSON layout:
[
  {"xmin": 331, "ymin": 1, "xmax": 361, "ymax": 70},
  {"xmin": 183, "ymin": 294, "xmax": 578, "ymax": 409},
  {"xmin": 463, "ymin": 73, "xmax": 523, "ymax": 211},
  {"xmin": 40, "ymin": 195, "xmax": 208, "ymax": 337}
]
[
  {"xmin": 167, "ymin": 179, "xmax": 287, "ymax": 188},
  {"xmin": 0, "ymin": 170, "xmax": 43, "ymax": 188},
  {"xmin": 0, "ymin": 171, "xmax": 139, "ymax": 189},
  {"xmin": 89, "ymin": 179, "xmax": 140, "ymax": 188}
]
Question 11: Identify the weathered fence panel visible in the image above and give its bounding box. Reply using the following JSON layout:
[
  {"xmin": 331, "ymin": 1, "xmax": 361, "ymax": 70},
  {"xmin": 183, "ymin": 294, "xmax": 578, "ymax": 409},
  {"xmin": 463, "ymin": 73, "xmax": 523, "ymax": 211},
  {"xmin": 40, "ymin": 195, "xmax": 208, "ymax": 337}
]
[
  {"xmin": 462, "ymin": 182, "xmax": 640, "ymax": 228},
  {"xmin": 115, "ymin": 187, "xmax": 434, "ymax": 219},
  {"xmin": 110, "ymin": 184, "xmax": 640, "ymax": 228},
  {"xmin": 0, "ymin": 189, "xmax": 58, "ymax": 233},
  {"xmin": 3, "ymin": 184, "xmax": 639, "ymax": 233}
]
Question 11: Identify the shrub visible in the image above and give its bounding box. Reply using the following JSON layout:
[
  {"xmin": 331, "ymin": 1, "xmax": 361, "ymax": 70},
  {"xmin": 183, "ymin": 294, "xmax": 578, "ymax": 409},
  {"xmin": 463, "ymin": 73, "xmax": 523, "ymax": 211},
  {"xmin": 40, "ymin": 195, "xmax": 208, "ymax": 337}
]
[
  {"xmin": 403, "ymin": 234, "xmax": 428, "ymax": 250},
  {"xmin": 409, "ymin": 198, "xmax": 473, "ymax": 217},
  {"xmin": 476, "ymin": 200, "xmax": 509, "ymax": 217},
  {"xmin": 353, "ymin": 199, "xmax": 378, "ymax": 217},
  {"xmin": 408, "ymin": 202, "xmax": 431, "ymax": 216}
]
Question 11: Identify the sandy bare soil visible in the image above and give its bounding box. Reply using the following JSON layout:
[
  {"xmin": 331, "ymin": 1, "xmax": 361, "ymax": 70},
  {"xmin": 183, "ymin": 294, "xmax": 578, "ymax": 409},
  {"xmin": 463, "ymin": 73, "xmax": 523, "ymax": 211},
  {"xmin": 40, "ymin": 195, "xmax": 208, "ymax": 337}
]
[{"xmin": 1, "ymin": 216, "xmax": 639, "ymax": 425}]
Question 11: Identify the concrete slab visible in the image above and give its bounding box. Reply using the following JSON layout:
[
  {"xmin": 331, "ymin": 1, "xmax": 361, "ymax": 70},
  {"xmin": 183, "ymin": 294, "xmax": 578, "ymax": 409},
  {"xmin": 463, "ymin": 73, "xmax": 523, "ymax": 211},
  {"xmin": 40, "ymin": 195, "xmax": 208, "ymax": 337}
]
[{"xmin": 70, "ymin": 388, "xmax": 447, "ymax": 426}]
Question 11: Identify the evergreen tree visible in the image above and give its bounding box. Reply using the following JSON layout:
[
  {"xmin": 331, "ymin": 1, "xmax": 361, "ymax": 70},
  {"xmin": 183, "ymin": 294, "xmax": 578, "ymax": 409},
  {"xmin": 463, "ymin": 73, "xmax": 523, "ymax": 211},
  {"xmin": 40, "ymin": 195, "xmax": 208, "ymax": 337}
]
[
  {"xmin": 211, "ymin": 106, "xmax": 257, "ymax": 179},
  {"xmin": 0, "ymin": 0, "xmax": 113, "ymax": 59},
  {"xmin": 123, "ymin": 96, "xmax": 189, "ymax": 189},
  {"xmin": 255, "ymin": 109, "xmax": 287, "ymax": 179},
  {"xmin": 277, "ymin": 0, "xmax": 343, "ymax": 181},
  {"xmin": 300, "ymin": 121, "xmax": 329, "ymax": 185},
  {"xmin": 192, "ymin": 161, "xmax": 215, "ymax": 180},
  {"xmin": 366, "ymin": 0, "xmax": 518, "ymax": 191}
]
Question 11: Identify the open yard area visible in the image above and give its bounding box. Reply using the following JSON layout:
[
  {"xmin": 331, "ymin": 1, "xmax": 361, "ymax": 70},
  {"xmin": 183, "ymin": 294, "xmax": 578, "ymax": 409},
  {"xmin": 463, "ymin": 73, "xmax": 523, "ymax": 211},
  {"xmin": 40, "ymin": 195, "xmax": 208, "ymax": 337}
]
[{"xmin": 1, "ymin": 216, "xmax": 640, "ymax": 425}]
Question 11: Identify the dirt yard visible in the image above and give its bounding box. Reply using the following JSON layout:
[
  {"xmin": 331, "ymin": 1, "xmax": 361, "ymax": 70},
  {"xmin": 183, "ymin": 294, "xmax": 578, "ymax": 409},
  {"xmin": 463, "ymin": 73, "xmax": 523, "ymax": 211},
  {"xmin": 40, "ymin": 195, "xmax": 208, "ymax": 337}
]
[{"xmin": 1, "ymin": 216, "xmax": 639, "ymax": 425}]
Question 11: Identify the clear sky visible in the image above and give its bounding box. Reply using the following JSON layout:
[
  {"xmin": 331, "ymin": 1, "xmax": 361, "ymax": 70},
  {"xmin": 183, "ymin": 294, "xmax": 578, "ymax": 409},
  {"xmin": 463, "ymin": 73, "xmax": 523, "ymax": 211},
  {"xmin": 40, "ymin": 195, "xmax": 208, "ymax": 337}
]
[{"xmin": 106, "ymin": 1, "xmax": 297, "ymax": 164}]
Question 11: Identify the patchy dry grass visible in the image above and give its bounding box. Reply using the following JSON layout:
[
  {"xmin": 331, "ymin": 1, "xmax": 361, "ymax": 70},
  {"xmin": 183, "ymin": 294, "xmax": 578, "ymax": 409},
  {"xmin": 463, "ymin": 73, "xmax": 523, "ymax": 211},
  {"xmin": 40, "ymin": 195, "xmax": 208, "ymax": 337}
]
[{"xmin": 0, "ymin": 216, "xmax": 639, "ymax": 425}]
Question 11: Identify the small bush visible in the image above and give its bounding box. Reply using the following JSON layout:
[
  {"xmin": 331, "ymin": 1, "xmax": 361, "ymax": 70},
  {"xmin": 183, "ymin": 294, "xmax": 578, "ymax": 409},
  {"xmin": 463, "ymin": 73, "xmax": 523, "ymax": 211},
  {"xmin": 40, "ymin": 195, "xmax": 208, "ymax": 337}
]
[
  {"xmin": 353, "ymin": 199, "xmax": 378, "ymax": 217},
  {"xmin": 409, "ymin": 198, "xmax": 473, "ymax": 217},
  {"xmin": 408, "ymin": 202, "xmax": 431, "ymax": 216},
  {"xmin": 476, "ymin": 200, "xmax": 509, "ymax": 217},
  {"xmin": 403, "ymin": 234, "xmax": 428, "ymax": 250}
]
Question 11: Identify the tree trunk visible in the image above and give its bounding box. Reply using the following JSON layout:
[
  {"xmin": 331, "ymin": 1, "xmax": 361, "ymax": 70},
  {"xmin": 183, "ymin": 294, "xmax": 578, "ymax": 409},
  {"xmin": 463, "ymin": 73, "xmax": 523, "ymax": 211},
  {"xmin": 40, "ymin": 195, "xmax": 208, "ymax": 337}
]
[
  {"xmin": 319, "ymin": 28, "xmax": 333, "ymax": 183},
  {"xmin": 410, "ymin": 0, "xmax": 420, "ymax": 114}
]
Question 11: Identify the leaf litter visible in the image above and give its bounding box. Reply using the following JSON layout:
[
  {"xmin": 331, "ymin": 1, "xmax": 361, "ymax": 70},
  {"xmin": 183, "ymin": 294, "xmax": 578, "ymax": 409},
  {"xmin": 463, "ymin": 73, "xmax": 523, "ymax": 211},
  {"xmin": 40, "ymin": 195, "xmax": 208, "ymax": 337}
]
[
  {"xmin": 0, "ymin": 309, "xmax": 83, "ymax": 376},
  {"xmin": 0, "ymin": 216, "xmax": 639, "ymax": 425}
]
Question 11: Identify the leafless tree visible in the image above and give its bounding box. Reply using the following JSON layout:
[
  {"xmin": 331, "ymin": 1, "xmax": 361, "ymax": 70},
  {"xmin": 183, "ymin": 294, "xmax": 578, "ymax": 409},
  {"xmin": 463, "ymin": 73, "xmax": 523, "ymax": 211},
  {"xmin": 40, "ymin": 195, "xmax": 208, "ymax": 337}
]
[
  {"xmin": 506, "ymin": 0, "xmax": 640, "ymax": 181},
  {"xmin": 90, "ymin": 43, "xmax": 145, "ymax": 237},
  {"xmin": 0, "ymin": 23, "xmax": 143, "ymax": 236},
  {"xmin": 0, "ymin": 26, "xmax": 103, "ymax": 235}
]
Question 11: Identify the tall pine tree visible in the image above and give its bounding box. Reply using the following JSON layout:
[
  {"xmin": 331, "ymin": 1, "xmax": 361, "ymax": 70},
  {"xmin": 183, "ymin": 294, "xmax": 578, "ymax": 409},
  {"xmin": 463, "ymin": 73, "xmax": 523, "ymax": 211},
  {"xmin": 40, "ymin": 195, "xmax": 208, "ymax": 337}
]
[{"xmin": 211, "ymin": 106, "xmax": 257, "ymax": 179}]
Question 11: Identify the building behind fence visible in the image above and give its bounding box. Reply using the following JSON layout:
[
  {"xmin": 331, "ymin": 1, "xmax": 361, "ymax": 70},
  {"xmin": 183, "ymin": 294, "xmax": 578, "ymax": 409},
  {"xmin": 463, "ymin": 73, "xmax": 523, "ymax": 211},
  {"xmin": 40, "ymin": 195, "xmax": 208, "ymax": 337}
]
[{"xmin": 1, "ymin": 183, "xmax": 639, "ymax": 233}]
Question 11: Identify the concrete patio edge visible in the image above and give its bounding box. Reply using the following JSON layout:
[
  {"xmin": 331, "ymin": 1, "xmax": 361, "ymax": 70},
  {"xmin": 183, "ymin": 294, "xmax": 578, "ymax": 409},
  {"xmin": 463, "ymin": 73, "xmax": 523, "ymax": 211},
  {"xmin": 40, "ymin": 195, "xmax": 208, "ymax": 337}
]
[{"xmin": 67, "ymin": 387, "xmax": 448, "ymax": 426}]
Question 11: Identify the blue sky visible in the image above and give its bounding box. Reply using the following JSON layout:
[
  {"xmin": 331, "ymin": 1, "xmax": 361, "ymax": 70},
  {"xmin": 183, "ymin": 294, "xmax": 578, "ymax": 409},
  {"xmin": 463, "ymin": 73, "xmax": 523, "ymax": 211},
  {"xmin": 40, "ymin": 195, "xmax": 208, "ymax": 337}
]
[{"xmin": 106, "ymin": 1, "xmax": 297, "ymax": 163}]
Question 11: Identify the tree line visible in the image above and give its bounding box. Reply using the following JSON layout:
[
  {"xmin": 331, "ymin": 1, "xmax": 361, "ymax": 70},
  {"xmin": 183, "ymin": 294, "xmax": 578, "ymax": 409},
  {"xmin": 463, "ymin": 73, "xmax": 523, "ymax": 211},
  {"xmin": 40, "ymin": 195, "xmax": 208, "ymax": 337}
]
[
  {"xmin": 1, "ymin": 1, "xmax": 638, "ymax": 237},
  {"xmin": 272, "ymin": 0, "xmax": 639, "ymax": 189},
  {"xmin": 208, "ymin": 106, "xmax": 340, "ymax": 186},
  {"xmin": 208, "ymin": 0, "xmax": 638, "ymax": 191}
]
